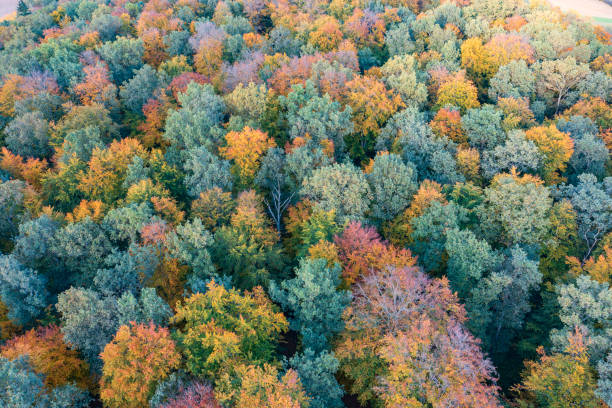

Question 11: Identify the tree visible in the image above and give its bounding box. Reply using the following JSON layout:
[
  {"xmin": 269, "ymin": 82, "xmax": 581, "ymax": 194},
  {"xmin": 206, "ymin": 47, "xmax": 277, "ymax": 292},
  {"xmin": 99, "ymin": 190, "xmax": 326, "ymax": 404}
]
[
  {"xmin": 270, "ymin": 258, "xmax": 350, "ymax": 351},
  {"xmin": 73, "ymin": 63, "xmax": 119, "ymax": 110},
  {"xmin": 191, "ymin": 188, "xmax": 235, "ymax": 232},
  {"xmin": 220, "ymin": 126, "xmax": 276, "ymax": 188},
  {"xmin": 380, "ymin": 55, "xmax": 427, "ymax": 108},
  {"xmin": 481, "ymin": 130, "xmax": 541, "ymax": 178},
  {"xmin": 119, "ymin": 64, "xmax": 160, "ymax": 114},
  {"xmin": 97, "ymin": 37, "xmax": 145, "ymax": 84},
  {"xmin": 410, "ymin": 201, "xmax": 467, "ymax": 273},
  {"xmin": 366, "ymin": 153, "xmax": 417, "ymax": 222},
  {"xmin": 163, "ymin": 82, "xmax": 225, "ymax": 151},
  {"xmin": 60, "ymin": 126, "xmax": 104, "ymax": 164},
  {"xmin": 0, "ymin": 356, "xmax": 89, "ymax": 408},
  {"xmin": 100, "ymin": 323, "xmax": 180, "ymax": 408},
  {"xmin": 343, "ymin": 75, "xmax": 403, "ymax": 160},
  {"xmin": 461, "ymin": 105, "xmax": 505, "ymax": 151},
  {"xmin": 159, "ymin": 382, "xmax": 221, "ymax": 408},
  {"xmin": 552, "ymin": 275, "xmax": 612, "ymax": 365},
  {"xmin": 93, "ymin": 244, "xmax": 159, "ymax": 297},
  {"xmin": 17, "ymin": 0, "xmax": 30, "ymax": 16},
  {"xmin": 1, "ymin": 325, "xmax": 90, "ymax": 390},
  {"xmin": 0, "ymin": 255, "xmax": 48, "ymax": 327},
  {"xmin": 280, "ymin": 81, "xmax": 352, "ymax": 160},
  {"xmin": 51, "ymin": 104, "xmax": 118, "ymax": 147},
  {"xmin": 478, "ymin": 170, "xmax": 552, "ymax": 247},
  {"xmin": 445, "ymin": 228, "xmax": 502, "ymax": 301},
  {"xmin": 101, "ymin": 203, "xmax": 154, "ymax": 247},
  {"xmin": 535, "ymin": 57, "xmax": 590, "ymax": 114},
  {"xmin": 561, "ymin": 174, "xmax": 612, "ymax": 262},
  {"xmin": 50, "ymin": 217, "xmax": 113, "ymax": 285},
  {"xmin": 480, "ymin": 246, "xmax": 542, "ymax": 353},
  {"xmin": 56, "ymin": 287, "xmax": 119, "ymax": 369},
  {"xmin": 184, "ymin": 146, "xmax": 232, "ymax": 198},
  {"xmin": 0, "ymin": 356, "xmax": 48, "ymax": 407},
  {"xmin": 4, "ymin": 111, "xmax": 51, "ymax": 158},
  {"xmin": 289, "ymin": 349, "xmax": 344, "ymax": 408},
  {"xmin": 568, "ymin": 133, "xmax": 608, "ymax": 180},
  {"xmin": 301, "ymin": 163, "xmax": 372, "ymax": 224},
  {"xmin": 255, "ymin": 148, "xmax": 296, "ymax": 236},
  {"xmin": 214, "ymin": 363, "xmax": 308, "ymax": 408},
  {"xmin": 81, "ymin": 137, "xmax": 147, "ymax": 199},
  {"xmin": 11, "ymin": 214, "xmax": 60, "ymax": 288},
  {"xmin": 171, "ymin": 282, "xmax": 288, "ymax": 377},
  {"xmin": 0, "ymin": 180, "xmax": 25, "ymax": 248},
  {"xmin": 430, "ymin": 107, "xmax": 466, "ymax": 145},
  {"xmin": 211, "ymin": 190, "xmax": 285, "ymax": 289},
  {"xmin": 488, "ymin": 60, "xmax": 535, "ymax": 101},
  {"xmin": 335, "ymin": 266, "xmax": 501, "ymax": 407},
  {"xmin": 516, "ymin": 329, "xmax": 602, "ymax": 408},
  {"xmin": 524, "ymin": 124, "xmax": 574, "ymax": 184},
  {"xmin": 116, "ymin": 287, "xmax": 173, "ymax": 328},
  {"xmin": 435, "ymin": 75, "xmax": 480, "ymax": 113},
  {"xmin": 165, "ymin": 217, "xmax": 217, "ymax": 287}
]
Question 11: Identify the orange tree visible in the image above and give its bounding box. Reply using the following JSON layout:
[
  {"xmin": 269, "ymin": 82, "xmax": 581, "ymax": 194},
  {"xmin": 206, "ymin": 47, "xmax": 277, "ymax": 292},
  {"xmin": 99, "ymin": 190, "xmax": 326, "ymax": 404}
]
[
  {"xmin": 220, "ymin": 127, "xmax": 276, "ymax": 188},
  {"xmin": 100, "ymin": 323, "xmax": 180, "ymax": 408}
]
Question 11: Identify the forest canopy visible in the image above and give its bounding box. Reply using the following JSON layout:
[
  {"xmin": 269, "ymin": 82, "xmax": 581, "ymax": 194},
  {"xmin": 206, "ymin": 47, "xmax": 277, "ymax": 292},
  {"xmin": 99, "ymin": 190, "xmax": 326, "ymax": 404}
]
[{"xmin": 0, "ymin": 0, "xmax": 611, "ymax": 406}]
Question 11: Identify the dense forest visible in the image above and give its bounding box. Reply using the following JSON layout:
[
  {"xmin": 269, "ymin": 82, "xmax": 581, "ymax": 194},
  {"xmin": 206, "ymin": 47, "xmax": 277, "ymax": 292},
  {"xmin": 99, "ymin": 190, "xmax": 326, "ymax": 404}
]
[{"xmin": 0, "ymin": 0, "xmax": 610, "ymax": 406}]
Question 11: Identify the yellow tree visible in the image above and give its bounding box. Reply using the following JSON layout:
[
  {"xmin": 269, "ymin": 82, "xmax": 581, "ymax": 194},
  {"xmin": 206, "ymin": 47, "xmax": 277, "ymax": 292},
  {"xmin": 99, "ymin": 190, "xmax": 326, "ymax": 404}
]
[
  {"xmin": 100, "ymin": 323, "xmax": 180, "ymax": 408},
  {"xmin": 515, "ymin": 329, "xmax": 603, "ymax": 408},
  {"xmin": 78, "ymin": 138, "xmax": 146, "ymax": 203},
  {"xmin": 435, "ymin": 76, "xmax": 480, "ymax": 113},
  {"xmin": 344, "ymin": 75, "xmax": 403, "ymax": 161},
  {"xmin": 215, "ymin": 363, "xmax": 309, "ymax": 408},
  {"xmin": 171, "ymin": 282, "xmax": 288, "ymax": 377},
  {"xmin": 525, "ymin": 124, "xmax": 574, "ymax": 184}
]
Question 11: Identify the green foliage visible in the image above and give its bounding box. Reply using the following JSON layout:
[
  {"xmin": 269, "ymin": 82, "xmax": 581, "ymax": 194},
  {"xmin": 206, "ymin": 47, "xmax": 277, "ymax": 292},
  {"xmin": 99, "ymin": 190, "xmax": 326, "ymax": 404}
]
[
  {"xmin": 0, "ymin": 255, "xmax": 48, "ymax": 326},
  {"xmin": 367, "ymin": 153, "xmax": 417, "ymax": 222},
  {"xmin": 163, "ymin": 83, "xmax": 225, "ymax": 151},
  {"xmin": 119, "ymin": 64, "xmax": 160, "ymax": 114},
  {"xmin": 301, "ymin": 163, "xmax": 372, "ymax": 224},
  {"xmin": 478, "ymin": 172, "xmax": 552, "ymax": 247},
  {"xmin": 270, "ymin": 258, "xmax": 350, "ymax": 351},
  {"xmin": 183, "ymin": 146, "xmax": 232, "ymax": 198},
  {"xmin": 289, "ymin": 349, "xmax": 344, "ymax": 408},
  {"xmin": 97, "ymin": 37, "xmax": 144, "ymax": 84}
]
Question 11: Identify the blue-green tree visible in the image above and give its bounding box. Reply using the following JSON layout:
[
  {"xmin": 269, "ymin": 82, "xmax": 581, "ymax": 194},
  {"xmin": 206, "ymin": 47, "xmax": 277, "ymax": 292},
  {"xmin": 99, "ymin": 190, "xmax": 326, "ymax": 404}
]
[{"xmin": 270, "ymin": 258, "xmax": 350, "ymax": 351}]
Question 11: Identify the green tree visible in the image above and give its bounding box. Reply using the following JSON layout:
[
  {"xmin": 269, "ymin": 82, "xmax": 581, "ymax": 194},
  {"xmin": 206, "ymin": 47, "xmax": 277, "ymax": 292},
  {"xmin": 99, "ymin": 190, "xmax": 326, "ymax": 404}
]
[
  {"xmin": 301, "ymin": 163, "xmax": 372, "ymax": 224},
  {"xmin": 366, "ymin": 153, "xmax": 417, "ymax": 223},
  {"xmin": 163, "ymin": 83, "xmax": 225, "ymax": 151},
  {"xmin": 270, "ymin": 258, "xmax": 350, "ymax": 351},
  {"xmin": 478, "ymin": 171, "xmax": 552, "ymax": 247},
  {"xmin": 97, "ymin": 37, "xmax": 145, "ymax": 84},
  {"xmin": 289, "ymin": 349, "xmax": 344, "ymax": 408},
  {"xmin": 0, "ymin": 255, "xmax": 48, "ymax": 326},
  {"xmin": 17, "ymin": 0, "xmax": 30, "ymax": 16}
]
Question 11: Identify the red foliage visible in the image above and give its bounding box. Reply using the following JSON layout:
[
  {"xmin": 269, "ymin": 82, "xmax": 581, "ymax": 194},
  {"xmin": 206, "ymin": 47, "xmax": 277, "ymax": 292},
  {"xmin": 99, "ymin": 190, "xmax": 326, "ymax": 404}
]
[
  {"xmin": 334, "ymin": 221, "xmax": 415, "ymax": 286},
  {"xmin": 268, "ymin": 54, "xmax": 321, "ymax": 95},
  {"xmin": 169, "ymin": 72, "xmax": 210, "ymax": 102}
]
